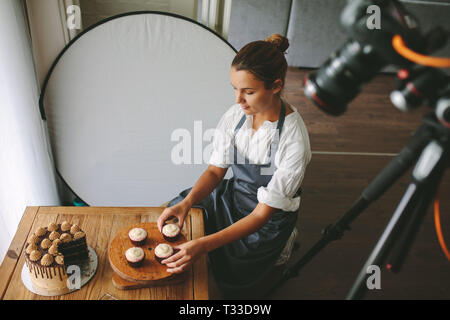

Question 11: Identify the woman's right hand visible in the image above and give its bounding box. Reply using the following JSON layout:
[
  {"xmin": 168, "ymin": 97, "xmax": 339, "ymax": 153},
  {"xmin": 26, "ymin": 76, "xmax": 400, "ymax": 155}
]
[{"xmin": 157, "ymin": 202, "xmax": 190, "ymax": 233}]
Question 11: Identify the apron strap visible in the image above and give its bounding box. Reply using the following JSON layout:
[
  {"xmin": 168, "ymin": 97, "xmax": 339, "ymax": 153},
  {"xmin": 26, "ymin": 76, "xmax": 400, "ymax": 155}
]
[
  {"xmin": 268, "ymin": 100, "xmax": 286, "ymax": 160},
  {"xmin": 231, "ymin": 100, "xmax": 287, "ymax": 166}
]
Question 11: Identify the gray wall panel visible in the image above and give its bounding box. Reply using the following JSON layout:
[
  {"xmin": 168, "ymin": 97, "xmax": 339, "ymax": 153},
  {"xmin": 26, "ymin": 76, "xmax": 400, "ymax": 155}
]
[
  {"xmin": 286, "ymin": 0, "xmax": 348, "ymax": 68},
  {"xmin": 227, "ymin": 0, "xmax": 292, "ymax": 51}
]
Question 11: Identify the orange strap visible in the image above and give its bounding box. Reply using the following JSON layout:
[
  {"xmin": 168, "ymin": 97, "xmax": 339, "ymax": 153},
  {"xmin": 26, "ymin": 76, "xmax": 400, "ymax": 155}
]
[
  {"xmin": 392, "ymin": 35, "xmax": 450, "ymax": 68},
  {"xmin": 434, "ymin": 189, "xmax": 450, "ymax": 261}
]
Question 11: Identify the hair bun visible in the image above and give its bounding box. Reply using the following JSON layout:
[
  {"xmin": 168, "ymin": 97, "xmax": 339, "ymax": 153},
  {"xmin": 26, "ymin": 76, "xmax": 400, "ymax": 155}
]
[{"xmin": 265, "ymin": 34, "xmax": 289, "ymax": 54}]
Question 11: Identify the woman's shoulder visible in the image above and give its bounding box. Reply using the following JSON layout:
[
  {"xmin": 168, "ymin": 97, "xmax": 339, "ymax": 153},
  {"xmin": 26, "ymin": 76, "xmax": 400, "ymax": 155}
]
[
  {"xmin": 281, "ymin": 102, "xmax": 311, "ymax": 153},
  {"xmin": 284, "ymin": 103, "xmax": 308, "ymax": 135}
]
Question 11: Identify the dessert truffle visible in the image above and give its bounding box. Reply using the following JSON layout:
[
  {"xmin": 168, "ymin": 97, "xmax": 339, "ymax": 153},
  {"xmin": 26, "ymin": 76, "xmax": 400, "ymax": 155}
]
[
  {"xmin": 128, "ymin": 228, "xmax": 147, "ymax": 246},
  {"xmin": 70, "ymin": 224, "xmax": 81, "ymax": 235},
  {"xmin": 61, "ymin": 221, "xmax": 71, "ymax": 232},
  {"xmin": 47, "ymin": 223, "xmax": 58, "ymax": 232},
  {"xmin": 60, "ymin": 233, "xmax": 72, "ymax": 243},
  {"xmin": 48, "ymin": 245, "xmax": 59, "ymax": 256},
  {"xmin": 26, "ymin": 243, "xmax": 38, "ymax": 255},
  {"xmin": 29, "ymin": 250, "xmax": 42, "ymax": 262},
  {"xmin": 161, "ymin": 223, "xmax": 181, "ymax": 242},
  {"xmin": 28, "ymin": 234, "xmax": 40, "ymax": 245},
  {"xmin": 154, "ymin": 243, "xmax": 174, "ymax": 264},
  {"xmin": 40, "ymin": 238, "xmax": 52, "ymax": 250},
  {"xmin": 52, "ymin": 239, "xmax": 62, "ymax": 247},
  {"xmin": 49, "ymin": 231, "xmax": 60, "ymax": 241},
  {"xmin": 125, "ymin": 247, "xmax": 145, "ymax": 268},
  {"xmin": 41, "ymin": 254, "xmax": 54, "ymax": 266},
  {"xmin": 35, "ymin": 227, "xmax": 47, "ymax": 237}
]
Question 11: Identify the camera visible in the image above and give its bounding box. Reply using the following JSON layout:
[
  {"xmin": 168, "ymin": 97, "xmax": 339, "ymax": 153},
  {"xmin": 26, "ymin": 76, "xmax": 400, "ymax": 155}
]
[{"xmin": 303, "ymin": 0, "xmax": 449, "ymax": 117}]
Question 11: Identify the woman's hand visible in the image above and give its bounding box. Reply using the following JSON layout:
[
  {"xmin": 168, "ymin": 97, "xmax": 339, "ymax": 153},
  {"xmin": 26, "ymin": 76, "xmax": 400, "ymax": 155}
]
[
  {"xmin": 162, "ymin": 239, "xmax": 207, "ymax": 274},
  {"xmin": 157, "ymin": 202, "xmax": 190, "ymax": 233}
]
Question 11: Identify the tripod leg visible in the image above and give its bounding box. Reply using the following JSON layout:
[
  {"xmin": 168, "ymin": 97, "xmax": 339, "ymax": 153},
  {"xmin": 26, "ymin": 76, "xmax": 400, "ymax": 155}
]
[
  {"xmin": 346, "ymin": 140, "xmax": 447, "ymax": 300},
  {"xmin": 345, "ymin": 183, "xmax": 422, "ymax": 300},
  {"xmin": 264, "ymin": 122, "xmax": 434, "ymax": 298},
  {"xmin": 387, "ymin": 154, "xmax": 445, "ymax": 273}
]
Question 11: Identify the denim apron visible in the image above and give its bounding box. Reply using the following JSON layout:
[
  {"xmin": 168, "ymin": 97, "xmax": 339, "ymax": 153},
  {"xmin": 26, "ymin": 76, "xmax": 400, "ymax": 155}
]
[{"xmin": 167, "ymin": 101, "xmax": 301, "ymax": 297}]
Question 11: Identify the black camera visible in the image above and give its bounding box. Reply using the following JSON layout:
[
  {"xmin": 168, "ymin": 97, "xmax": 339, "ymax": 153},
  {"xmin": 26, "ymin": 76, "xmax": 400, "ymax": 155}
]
[{"xmin": 303, "ymin": 0, "xmax": 449, "ymax": 118}]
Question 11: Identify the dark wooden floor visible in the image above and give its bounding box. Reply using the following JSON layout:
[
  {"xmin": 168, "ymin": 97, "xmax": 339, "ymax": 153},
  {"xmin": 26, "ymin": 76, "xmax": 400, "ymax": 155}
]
[{"xmin": 266, "ymin": 67, "xmax": 450, "ymax": 300}]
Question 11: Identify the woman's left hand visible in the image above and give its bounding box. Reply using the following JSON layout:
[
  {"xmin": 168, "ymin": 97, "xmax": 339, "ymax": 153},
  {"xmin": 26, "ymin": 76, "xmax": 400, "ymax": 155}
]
[{"xmin": 162, "ymin": 239, "xmax": 206, "ymax": 274}]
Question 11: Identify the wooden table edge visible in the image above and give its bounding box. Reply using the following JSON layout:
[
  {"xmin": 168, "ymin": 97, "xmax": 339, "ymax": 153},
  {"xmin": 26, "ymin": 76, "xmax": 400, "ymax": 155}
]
[
  {"xmin": 0, "ymin": 206, "xmax": 39, "ymax": 299},
  {"xmin": 190, "ymin": 208, "xmax": 209, "ymax": 300}
]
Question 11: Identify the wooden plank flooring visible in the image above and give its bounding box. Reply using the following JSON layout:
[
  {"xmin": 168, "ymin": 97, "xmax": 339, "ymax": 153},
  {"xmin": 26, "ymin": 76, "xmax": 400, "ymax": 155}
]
[{"xmin": 267, "ymin": 68, "xmax": 450, "ymax": 299}]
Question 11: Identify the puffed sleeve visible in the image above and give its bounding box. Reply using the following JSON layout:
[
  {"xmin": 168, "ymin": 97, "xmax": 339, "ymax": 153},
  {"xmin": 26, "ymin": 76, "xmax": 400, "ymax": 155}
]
[
  {"xmin": 208, "ymin": 105, "xmax": 240, "ymax": 168},
  {"xmin": 257, "ymin": 119, "xmax": 311, "ymax": 212}
]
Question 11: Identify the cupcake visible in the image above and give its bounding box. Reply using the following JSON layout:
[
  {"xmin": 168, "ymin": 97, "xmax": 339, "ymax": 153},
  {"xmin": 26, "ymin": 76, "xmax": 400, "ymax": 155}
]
[
  {"xmin": 128, "ymin": 228, "xmax": 147, "ymax": 246},
  {"xmin": 154, "ymin": 243, "xmax": 174, "ymax": 264},
  {"xmin": 161, "ymin": 223, "xmax": 181, "ymax": 242},
  {"xmin": 125, "ymin": 247, "xmax": 145, "ymax": 268}
]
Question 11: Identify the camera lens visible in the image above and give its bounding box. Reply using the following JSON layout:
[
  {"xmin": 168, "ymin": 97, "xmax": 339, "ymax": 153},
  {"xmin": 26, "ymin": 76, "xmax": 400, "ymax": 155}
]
[{"xmin": 304, "ymin": 40, "xmax": 386, "ymax": 116}]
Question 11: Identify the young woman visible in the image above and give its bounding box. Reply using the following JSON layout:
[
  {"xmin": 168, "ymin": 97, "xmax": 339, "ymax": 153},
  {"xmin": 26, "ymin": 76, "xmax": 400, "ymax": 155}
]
[{"xmin": 157, "ymin": 34, "xmax": 311, "ymax": 298}]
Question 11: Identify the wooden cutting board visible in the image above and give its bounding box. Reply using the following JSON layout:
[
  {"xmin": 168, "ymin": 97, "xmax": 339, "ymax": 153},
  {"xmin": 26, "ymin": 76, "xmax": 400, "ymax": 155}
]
[{"xmin": 108, "ymin": 222, "xmax": 187, "ymax": 287}]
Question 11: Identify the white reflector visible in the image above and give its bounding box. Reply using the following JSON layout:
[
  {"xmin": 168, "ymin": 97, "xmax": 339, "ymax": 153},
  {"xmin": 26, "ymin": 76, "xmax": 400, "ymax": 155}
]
[{"xmin": 41, "ymin": 12, "xmax": 236, "ymax": 206}]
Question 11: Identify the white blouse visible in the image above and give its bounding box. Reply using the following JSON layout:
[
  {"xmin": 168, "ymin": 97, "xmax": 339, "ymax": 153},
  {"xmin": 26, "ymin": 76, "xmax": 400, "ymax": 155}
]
[{"xmin": 209, "ymin": 101, "xmax": 312, "ymax": 212}]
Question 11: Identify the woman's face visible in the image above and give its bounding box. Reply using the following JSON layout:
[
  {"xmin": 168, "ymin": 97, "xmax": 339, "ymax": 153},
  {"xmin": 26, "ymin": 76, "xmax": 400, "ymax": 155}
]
[{"xmin": 230, "ymin": 67, "xmax": 282, "ymax": 115}]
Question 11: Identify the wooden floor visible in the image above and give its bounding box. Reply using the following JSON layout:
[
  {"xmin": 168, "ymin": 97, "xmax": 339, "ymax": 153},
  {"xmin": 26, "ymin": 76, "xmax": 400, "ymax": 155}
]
[{"xmin": 266, "ymin": 67, "xmax": 450, "ymax": 300}]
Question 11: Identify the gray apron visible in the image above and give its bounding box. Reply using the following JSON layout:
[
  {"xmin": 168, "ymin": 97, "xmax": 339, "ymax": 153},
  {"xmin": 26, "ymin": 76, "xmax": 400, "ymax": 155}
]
[{"xmin": 167, "ymin": 101, "xmax": 301, "ymax": 298}]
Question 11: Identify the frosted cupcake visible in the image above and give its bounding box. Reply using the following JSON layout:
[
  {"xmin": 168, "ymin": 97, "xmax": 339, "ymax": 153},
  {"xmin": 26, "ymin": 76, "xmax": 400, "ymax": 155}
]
[
  {"xmin": 161, "ymin": 223, "xmax": 181, "ymax": 242},
  {"xmin": 128, "ymin": 227, "xmax": 147, "ymax": 246},
  {"xmin": 154, "ymin": 243, "xmax": 174, "ymax": 264},
  {"xmin": 125, "ymin": 247, "xmax": 145, "ymax": 268}
]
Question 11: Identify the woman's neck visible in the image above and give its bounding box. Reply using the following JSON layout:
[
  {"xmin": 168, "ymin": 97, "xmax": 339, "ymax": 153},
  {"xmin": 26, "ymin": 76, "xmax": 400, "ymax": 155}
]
[{"xmin": 254, "ymin": 97, "xmax": 282, "ymax": 123}]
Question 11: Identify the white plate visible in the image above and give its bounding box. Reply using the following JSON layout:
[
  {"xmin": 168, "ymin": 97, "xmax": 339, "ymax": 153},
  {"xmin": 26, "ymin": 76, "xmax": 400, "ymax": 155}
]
[{"xmin": 21, "ymin": 246, "xmax": 98, "ymax": 297}]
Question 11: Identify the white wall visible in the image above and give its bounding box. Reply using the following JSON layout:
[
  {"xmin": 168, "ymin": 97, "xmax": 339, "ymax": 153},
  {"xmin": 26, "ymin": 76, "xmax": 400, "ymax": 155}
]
[
  {"xmin": 0, "ymin": 0, "xmax": 60, "ymax": 263},
  {"xmin": 26, "ymin": 0, "xmax": 82, "ymax": 89},
  {"xmin": 80, "ymin": 0, "xmax": 197, "ymax": 28}
]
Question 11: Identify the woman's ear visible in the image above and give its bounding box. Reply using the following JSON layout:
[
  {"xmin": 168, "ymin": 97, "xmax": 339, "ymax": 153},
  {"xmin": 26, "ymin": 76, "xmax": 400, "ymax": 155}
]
[{"xmin": 272, "ymin": 79, "xmax": 283, "ymax": 95}]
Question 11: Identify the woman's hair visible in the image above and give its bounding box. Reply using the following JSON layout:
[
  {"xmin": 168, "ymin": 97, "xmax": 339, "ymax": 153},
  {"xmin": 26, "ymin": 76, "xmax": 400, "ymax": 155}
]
[{"xmin": 232, "ymin": 33, "xmax": 289, "ymax": 92}]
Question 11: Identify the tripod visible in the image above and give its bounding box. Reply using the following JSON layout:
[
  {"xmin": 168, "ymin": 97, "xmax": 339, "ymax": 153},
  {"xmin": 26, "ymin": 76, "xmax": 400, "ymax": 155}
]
[{"xmin": 266, "ymin": 113, "xmax": 450, "ymax": 299}]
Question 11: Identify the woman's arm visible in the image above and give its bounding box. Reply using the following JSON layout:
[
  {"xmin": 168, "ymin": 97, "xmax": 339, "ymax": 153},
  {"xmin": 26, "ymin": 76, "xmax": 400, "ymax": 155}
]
[
  {"xmin": 163, "ymin": 202, "xmax": 278, "ymax": 273},
  {"xmin": 181, "ymin": 165, "xmax": 228, "ymax": 209}
]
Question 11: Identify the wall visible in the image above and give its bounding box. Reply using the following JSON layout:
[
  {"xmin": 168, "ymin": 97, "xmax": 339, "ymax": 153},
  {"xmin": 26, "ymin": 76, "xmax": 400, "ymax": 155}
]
[
  {"xmin": 80, "ymin": 0, "xmax": 198, "ymax": 28},
  {"xmin": 0, "ymin": 0, "xmax": 60, "ymax": 264},
  {"xmin": 227, "ymin": 0, "xmax": 450, "ymax": 70}
]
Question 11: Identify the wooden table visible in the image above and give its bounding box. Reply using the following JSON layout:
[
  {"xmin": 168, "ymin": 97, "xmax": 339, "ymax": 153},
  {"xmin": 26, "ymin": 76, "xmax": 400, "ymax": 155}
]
[{"xmin": 0, "ymin": 206, "xmax": 208, "ymax": 300}]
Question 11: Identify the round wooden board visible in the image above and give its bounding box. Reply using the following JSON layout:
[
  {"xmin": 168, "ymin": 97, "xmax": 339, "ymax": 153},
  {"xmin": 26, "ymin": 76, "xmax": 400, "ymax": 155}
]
[{"xmin": 108, "ymin": 222, "xmax": 186, "ymax": 284}]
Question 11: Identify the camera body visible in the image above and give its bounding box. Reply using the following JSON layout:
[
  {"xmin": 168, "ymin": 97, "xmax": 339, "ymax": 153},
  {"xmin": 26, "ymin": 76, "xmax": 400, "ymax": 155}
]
[{"xmin": 304, "ymin": 0, "xmax": 448, "ymax": 119}]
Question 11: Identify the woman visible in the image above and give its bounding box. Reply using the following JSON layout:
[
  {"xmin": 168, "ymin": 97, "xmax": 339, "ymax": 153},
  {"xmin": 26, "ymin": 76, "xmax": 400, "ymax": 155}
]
[{"xmin": 157, "ymin": 34, "xmax": 311, "ymax": 298}]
